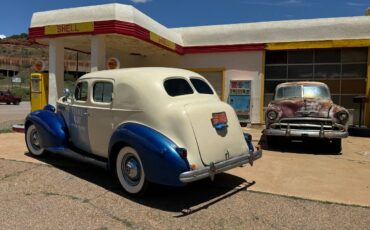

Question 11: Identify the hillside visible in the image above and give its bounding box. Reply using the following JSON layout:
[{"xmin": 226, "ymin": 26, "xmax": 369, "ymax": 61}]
[{"xmin": 0, "ymin": 35, "xmax": 90, "ymax": 100}]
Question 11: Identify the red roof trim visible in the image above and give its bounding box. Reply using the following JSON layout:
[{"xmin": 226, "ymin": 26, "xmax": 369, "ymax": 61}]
[
  {"xmin": 183, "ymin": 44, "xmax": 265, "ymax": 54},
  {"xmin": 29, "ymin": 20, "xmax": 265, "ymax": 54}
]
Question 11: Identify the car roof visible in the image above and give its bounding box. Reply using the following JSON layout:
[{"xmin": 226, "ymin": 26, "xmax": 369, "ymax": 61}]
[
  {"xmin": 276, "ymin": 81, "xmax": 328, "ymax": 88},
  {"xmin": 77, "ymin": 67, "xmax": 216, "ymax": 109},
  {"xmin": 79, "ymin": 67, "xmax": 201, "ymax": 82}
]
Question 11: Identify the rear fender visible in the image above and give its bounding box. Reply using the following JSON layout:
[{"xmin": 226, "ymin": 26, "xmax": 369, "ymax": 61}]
[
  {"xmin": 109, "ymin": 123, "xmax": 190, "ymax": 186},
  {"xmin": 25, "ymin": 105, "xmax": 68, "ymax": 149}
]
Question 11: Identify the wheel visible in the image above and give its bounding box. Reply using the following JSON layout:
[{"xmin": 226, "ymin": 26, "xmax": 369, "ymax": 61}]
[
  {"xmin": 25, "ymin": 124, "xmax": 46, "ymax": 156},
  {"xmin": 329, "ymin": 139, "xmax": 342, "ymax": 155},
  {"xmin": 116, "ymin": 146, "xmax": 148, "ymax": 195},
  {"xmin": 6, "ymin": 102, "xmax": 10, "ymax": 105},
  {"xmin": 13, "ymin": 100, "xmax": 20, "ymax": 105}
]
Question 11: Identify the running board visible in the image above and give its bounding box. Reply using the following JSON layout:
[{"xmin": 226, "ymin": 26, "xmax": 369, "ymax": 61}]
[{"xmin": 49, "ymin": 147, "xmax": 108, "ymax": 170}]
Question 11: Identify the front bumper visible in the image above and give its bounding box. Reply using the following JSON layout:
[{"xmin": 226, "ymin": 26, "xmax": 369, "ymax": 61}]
[
  {"xmin": 179, "ymin": 150, "xmax": 262, "ymax": 183},
  {"xmin": 264, "ymin": 117, "xmax": 348, "ymax": 139},
  {"xmin": 264, "ymin": 128, "xmax": 348, "ymax": 138}
]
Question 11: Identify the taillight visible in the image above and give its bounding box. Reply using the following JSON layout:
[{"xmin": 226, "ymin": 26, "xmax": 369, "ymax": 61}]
[{"xmin": 176, "ymin": 148, "xmax": 187, "ymax": 159}]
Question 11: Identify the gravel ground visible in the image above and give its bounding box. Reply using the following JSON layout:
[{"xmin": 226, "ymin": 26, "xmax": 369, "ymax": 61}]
[{"xmin": 1, "ymin": 158, "xmax": 369, "ymax": 230}]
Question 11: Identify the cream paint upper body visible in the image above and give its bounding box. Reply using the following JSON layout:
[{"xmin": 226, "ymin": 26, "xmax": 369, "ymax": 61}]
[{"xmin": 58, "ymin": 67, "xmax": 248, "ymax": 169}]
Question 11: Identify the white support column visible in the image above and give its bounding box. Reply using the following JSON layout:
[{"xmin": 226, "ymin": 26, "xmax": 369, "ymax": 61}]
[
  {"xmin": 48, "ymin": 39, "xmax": 64, "ymax": 107},
  {"xmin": 90, "ymin": 35, "xmax": 106, "ymax": 72}
]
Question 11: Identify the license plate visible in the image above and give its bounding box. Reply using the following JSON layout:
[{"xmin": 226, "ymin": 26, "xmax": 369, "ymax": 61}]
[{"xmin": 211, "ymin": 112, "xmax": 228, "ymax": 126}]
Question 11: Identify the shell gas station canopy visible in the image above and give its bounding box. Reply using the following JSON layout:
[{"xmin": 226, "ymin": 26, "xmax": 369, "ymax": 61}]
[
  {"xmin": 29, "ymin": 3, "xmax": 370, "ymax": 55},
  {"xmin": 28, "ymin": 3, "xmax": 370, "ymax": 125}
]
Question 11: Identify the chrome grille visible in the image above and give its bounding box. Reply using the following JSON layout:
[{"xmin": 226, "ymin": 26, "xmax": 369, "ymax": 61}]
[{"xmin": 271, "ymin": 118, "xmax": 338, "ymax": 131}]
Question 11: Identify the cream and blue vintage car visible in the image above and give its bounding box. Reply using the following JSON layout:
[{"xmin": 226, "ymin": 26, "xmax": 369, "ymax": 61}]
[{"xmin": 25, "ymin": 68, "xmax": 262, "ymax": 195}]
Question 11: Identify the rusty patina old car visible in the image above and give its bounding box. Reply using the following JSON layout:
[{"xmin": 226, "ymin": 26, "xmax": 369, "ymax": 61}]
[{"xmin": 264, "ymin": 81, "xmax": 349, "ymax": 153}]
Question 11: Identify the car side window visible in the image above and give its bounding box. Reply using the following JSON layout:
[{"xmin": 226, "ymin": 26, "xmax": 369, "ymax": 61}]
[
  {"xmin": 74, "ymin": 82, "xmax": 88, "ymax": 101},
  {"xmin": 93, "ymin": 82, "xmax": 113, "ymax": 103}
]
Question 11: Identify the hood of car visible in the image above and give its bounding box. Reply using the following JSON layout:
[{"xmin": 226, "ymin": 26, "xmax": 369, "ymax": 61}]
[{"xmin": 268, "ymin": 98, "xmax": 333, "ymax": 118}]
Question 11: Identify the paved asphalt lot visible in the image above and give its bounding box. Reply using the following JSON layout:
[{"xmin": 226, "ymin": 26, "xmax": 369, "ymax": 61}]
[
  {"xmin": 1, "ymin": 157, "xmax": 370, "ymax": 230},
  {"xmin": 1, "ymin": 103, "xmax": 370, "ymax": 229},
  {"xmin": 0, "ymin": 102, "xmax": 30, "ymax": 129}
]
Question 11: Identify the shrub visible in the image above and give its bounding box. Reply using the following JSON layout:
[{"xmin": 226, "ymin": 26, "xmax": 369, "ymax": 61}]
[{"xmin": 11, "ymin": 87, "xmax": 30, "ymax": 101}]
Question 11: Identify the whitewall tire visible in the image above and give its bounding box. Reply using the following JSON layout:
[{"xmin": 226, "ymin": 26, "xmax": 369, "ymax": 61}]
[
  {"xmin": 116, "ymin": 146, "xmax": 147, "ymax": 195},
  {"xmin": 25, "ymin": 124, "xmax": 46, "ymax": 156}
]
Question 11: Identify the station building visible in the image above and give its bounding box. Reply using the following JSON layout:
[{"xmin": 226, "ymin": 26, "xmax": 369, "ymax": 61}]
[{"xmin": 29, "ymin": 3, "xmax": 370, "ymax": 125}]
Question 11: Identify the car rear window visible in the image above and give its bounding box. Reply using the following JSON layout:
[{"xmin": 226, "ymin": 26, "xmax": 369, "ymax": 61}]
[
  {"xmin": 190, "ymin": 78, "xmax": 214, "ymax": 94},
  {"xmin": 164, "ymin": 78, "xmax": 193, "ymax": 97}
]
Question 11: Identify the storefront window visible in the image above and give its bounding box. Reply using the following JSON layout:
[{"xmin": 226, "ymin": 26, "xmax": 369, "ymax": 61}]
[
  {"xmin": 342, "ymin": 64, "xmax": 367, "ymax": 78},
  {"xmin": 319, "ymin": 80, "xmax": 340, "ymax": 94},
  {"xmin": 265, "ymin": 66, "xmax": 287, "ymax": 79},
  {"xmin": 264, "ymin": 47, "xmax": 368, "ymax": 122},
  {"xmin": 288, "ymin": 50, "xmax": 313, "ymax": 63},
  {"xmin": 341, "ymin": 48, "xmax": 368, "ymax": 63},
  {"xmin": 314, "ymin": 64, "xmax": 341, "ymax": 79},
  {"xmin": 266, "ymin": 51, "xmax": 287, "ymax": 64},
  {"xmin": 288, "ymin": 65, "xmax": 313, "ymax": 79},
  {"xmin": 315, "ymin": 49, "xmax": 341, "ymax": 63}
]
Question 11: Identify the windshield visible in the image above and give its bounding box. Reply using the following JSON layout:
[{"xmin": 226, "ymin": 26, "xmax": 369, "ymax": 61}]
[{"xmin": 275, "ymin": 85, "xmax": 330, "ymax": 100}]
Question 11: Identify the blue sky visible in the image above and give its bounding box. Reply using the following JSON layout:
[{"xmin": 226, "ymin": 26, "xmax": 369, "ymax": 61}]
[{"xmin": 0, "ymin": 0, "xmax": 369, "ymax": 37}]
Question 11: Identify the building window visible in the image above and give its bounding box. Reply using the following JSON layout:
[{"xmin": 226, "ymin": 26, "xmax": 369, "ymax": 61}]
[{"xmin": 264, "ymin": 48, "xmax": 368, "ymax": 123}]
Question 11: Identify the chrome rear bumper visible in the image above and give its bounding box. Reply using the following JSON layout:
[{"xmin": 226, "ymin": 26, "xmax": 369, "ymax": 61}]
[{"xmin": 179, "ymin": 150, "xmax": 262, "ymax": 183}]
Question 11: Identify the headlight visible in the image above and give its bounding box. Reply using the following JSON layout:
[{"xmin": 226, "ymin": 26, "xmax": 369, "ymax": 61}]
[
  {"xmin": 267, "ymin": 111, "xmax": 278, "ymax": 120},
  {"xmin": 337, "ymin": 111, "xmax": 349, "ymax": 122}
]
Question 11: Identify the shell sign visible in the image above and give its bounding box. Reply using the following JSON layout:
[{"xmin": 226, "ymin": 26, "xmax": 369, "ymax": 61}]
[
  {"xmin": 45, "ymin": 22, "xmax": 94, "ymax": 35},
  {"xmin": 33, "ymin": 60, "xmax": 46, "ymax": 72},
  {"xmin": 107, "ymin": 57, "xmax": 120, "ymax": 69}
]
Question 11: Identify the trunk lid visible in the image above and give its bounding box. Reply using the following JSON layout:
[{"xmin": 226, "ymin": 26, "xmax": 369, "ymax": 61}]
[{"xmin": 185, "ymin": 101, "xmax": 248, "ymax": 166}]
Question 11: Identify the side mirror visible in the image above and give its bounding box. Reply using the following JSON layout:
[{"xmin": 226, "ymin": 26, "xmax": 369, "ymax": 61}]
[
  {"xmin": 63, "ymin": 88, "xmax": 71, "ymax": 102},
  {"xmin": 64, "ymin": 88, "xmax": 71, "ymax": 97}
]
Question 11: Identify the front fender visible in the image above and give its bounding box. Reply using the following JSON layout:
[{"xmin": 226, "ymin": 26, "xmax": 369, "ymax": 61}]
[
  {"xmin": 109, "ymin": 123, "xmax": 190, "ymax": 186},
  {"xmin": 25, "ymin": 106, "xmax": 67, "ymax": 149}
]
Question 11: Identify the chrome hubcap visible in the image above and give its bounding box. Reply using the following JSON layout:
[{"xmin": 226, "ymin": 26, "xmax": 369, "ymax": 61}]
[
  {"xmin": 125, "ymin": 159, "xmax": 139, "ymax": 179},
  {"xmin": 30, "ymin": 129, "xmax": 41, "ymax": 150},
  {"xmin": 122, "ymin": 156, "xmax": 141, "ymax": 186},
  {"xmin": 32, "ymin": 132, "xmax": 40, "ymax": 146}
]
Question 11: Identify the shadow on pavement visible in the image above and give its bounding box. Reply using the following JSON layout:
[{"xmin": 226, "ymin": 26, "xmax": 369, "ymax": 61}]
[
  {"xmin": 25, "ymin": 152, "xmax": 254, "ymax": 215},
  {"xmin": 258, "ymin": 134, "xmax": 342, "ymax": 155}
]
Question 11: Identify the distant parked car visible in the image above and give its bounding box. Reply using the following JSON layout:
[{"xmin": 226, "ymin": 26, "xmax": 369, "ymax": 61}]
[
  {"xmin": 25, "ymin": 67, "xmax": 262, "ymax": 195},
  {"xmin": 0, "ymin": 90, "xmax": 21, "ymax": 105},
  {"xmin": 264, "ymin": 81, "xmax": 349, "ymax": 154}
]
